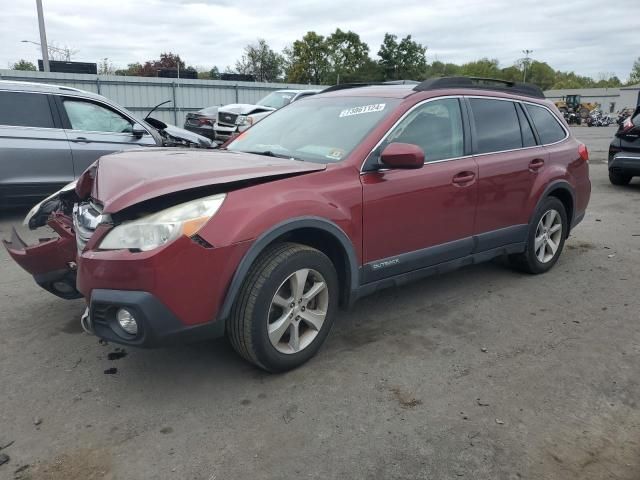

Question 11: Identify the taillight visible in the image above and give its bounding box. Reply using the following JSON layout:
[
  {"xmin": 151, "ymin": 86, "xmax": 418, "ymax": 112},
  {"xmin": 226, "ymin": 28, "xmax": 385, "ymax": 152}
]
[
  {"xmin": 622, "ymin": 117, "xmax": 634, "ymax": 133},
  {"xmin": 578, "ymin": 143, "xmax": 589, "ymax": 162}
]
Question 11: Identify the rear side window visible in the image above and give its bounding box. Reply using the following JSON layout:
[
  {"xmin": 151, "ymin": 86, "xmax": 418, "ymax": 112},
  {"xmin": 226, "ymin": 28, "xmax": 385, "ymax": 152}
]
[
  {"xmin": 0, "ymin": 91, "xmax": 54, "ymax": 128},
  {"xmin": 516, "ymin": 104, "xmax": 537, "ymax": 147},
  {"xmin": 525, "ymin": 104, "xmax": 566, "ymax": 144},
  {"xmin": 469, "ymin": 98, "xmax": 522, "ymax": 154}
]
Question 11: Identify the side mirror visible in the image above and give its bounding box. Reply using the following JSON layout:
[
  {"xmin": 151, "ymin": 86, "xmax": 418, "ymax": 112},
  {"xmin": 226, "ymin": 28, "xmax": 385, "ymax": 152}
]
[
  {"xmin": 380, "ymin": 142, "xmax": 424, "ymax": 169},
  {"xmin": 132, "ymin": 123, "xmax": 147, "ymax": 138}
]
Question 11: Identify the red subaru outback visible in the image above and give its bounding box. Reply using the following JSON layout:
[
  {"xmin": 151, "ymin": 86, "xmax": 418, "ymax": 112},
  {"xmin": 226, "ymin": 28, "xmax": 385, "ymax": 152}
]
[{"xmin": 5, "ymin": 77, "xmax": 590, "ymax": 372}]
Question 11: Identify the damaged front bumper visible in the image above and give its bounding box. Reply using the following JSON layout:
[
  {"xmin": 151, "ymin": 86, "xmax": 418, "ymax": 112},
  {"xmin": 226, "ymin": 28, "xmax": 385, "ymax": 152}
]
[{"xmin": 3, "ymin": 213, "xmax": 81, "ymax": 299}]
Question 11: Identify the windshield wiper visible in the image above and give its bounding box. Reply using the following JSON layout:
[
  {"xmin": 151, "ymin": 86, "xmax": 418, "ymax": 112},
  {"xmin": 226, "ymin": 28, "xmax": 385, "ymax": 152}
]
[{"xmin": 245, "ymin": 150, "xmax": 301, "ymax": 161}]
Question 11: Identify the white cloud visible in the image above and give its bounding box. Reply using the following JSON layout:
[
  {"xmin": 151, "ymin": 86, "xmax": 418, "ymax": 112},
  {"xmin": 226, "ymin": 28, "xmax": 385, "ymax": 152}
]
[{"xmin": 1, "ymin": 0, "xmax": 637, "ymax": 80}]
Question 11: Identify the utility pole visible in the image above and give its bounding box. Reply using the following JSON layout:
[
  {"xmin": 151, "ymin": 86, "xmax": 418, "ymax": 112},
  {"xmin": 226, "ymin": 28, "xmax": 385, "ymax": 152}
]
[
  {"xmin": 35, "ymin": 0, "xmax": 50, "ymax": 72},
  {"xmin": 522, "ymin": 49, "xmax": 533, "ymax": 83}
]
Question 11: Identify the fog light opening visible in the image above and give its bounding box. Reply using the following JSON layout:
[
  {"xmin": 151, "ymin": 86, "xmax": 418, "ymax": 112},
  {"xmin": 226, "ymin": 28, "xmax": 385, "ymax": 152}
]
[{"xmin": 116, "ymin": 308, "xmax": 138, "ymax": 335}]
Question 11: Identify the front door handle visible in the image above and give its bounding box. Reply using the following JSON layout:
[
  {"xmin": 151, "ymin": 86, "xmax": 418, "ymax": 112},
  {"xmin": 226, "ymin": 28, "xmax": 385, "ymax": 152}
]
[
  {"xmin": 72, "ymin": 137, "xmax": 90, "ymax": 143},
  {"xmin": 529, "ymin": 158, "xmax": 545, "ymax": 172},
  {"xmin": 452, "ymin": 171, "xmax": 476, "ymax": 186}
]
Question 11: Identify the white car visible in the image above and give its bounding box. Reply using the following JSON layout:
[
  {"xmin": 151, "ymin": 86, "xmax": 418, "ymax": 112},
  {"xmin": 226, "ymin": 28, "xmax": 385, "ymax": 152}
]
[{"xmin": 214, "ymin": 89, "xmax": 320, "ymax": 143}]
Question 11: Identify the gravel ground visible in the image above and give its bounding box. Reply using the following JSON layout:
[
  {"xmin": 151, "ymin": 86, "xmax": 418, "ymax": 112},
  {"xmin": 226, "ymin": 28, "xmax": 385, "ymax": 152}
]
[{"xmin": 1, "ymin": 125, "xmax": 639, "ymax": 480}]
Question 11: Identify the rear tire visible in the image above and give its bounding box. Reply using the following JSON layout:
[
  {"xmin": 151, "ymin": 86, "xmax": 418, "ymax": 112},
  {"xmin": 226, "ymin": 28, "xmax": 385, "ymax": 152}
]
[
  {"xmin": 609, "ymin": 171, "xmax": 632, "ymax": 186},
  {"xmin": 509, "ymin": 197, "xmax": 567, "ymax": 274},
  {"xmin": 227, "ymin": 242, "xmax": 338, "ymax": 372}
]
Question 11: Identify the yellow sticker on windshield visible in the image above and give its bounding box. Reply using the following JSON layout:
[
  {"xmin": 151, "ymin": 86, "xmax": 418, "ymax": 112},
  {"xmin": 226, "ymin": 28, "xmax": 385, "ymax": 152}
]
[{"xmin": 339, "ymin": 103, "xmax": 386, "ymax": 118}]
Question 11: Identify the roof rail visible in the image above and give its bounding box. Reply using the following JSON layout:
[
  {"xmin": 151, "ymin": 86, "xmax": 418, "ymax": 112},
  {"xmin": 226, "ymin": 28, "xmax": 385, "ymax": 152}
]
[
  {"xmin": 321, "ymin": 79, "xmax": 419, "ymax": 93},
  {"xmin": 413, "ymin": 76, "xmax": 545, "ymax": 98}
]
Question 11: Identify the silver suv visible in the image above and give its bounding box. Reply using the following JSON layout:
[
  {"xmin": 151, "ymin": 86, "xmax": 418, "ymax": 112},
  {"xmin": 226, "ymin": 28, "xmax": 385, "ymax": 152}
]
[{"xmin": 0, "ymin": 80, "xmax": 211, "ymax": 207}]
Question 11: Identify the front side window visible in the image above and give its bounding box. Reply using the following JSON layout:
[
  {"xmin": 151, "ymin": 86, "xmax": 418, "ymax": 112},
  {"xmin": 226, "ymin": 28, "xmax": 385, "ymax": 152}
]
[
  {"xmin": 0, "ymin": 91, "xmax": 54, "ymax": 128},
  {"xmin": 385, "ymin": 98, "xmax": 464, "ymax": 163},
  {"xmin": 228, "ymin": 96, "xmax": 400, "ymax": 164},
  {"xmin": 525, "ymin": 104, "xmax": 566, "ymax": 144},
  {"xmin": 470, "ymin": 98, "xmax": 522, "ymax": 154},
  {"xmin": 63, "ymin": 99, "xmax": 133, "ymax": 133}
]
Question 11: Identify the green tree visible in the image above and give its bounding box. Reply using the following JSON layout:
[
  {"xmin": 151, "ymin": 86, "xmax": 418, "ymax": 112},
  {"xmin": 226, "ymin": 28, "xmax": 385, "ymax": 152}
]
[
  {"xmin": 114, "ymin": 62, "xmax": 143, "ymax": 76},
  {"xmin": 629, "ymin": 57, "xmax": 640, "ymax": 85},
  {"xmin": 11, "ymin": 59, "xmax": 36, "ymax": 71},
  {"xmin": 209, "ymin": 66, "xmax": 221, "ymax": 80},
  {"xmin": 284, "ymin": 32, "xmax": 331, "ymax": 84},
  {"xmin": 459, "ymin": 58, "xmax": 501, "ymax": 78},
  {"xmin": 326, "ymin": 28, "xmax": 370, "ymax": 83},
  {"xmin": 235, "ymin": 39, "xmax": 284, "ymax": 82},
  {"xmin": 500, "ymin": 65, "xmax": 523, "ymax": 82},
  {"xmin": 377, "ymin": 33, "xmax": 427, "ymax": 80},
  {"xmin": 425, "ymin": 60, "xmax": 461, "ymax": 78}
]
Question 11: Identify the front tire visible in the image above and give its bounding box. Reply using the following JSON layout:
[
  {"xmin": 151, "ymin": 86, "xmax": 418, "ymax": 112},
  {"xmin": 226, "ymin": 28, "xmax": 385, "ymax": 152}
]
[
  {"xmin": 510, "ymin": 197, "xmax": 567, "ymax": 274},
  {"xmin": 609, "ymin": 171, "xmax": 632, "ymax": 186},
  {"xmin": 228, "ymin": 242, "xmax": 338, "ymax": 372}
]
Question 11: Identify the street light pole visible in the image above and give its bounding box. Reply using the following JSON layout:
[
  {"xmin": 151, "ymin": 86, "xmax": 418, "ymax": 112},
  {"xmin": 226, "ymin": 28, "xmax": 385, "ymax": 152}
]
[
  {"xmin": 35, "ymin": 0, "xmax": 50, "ymax": 72},
  {"xmin": 522, "ymin": 49, "xmax": 533, "ymax": 83}
]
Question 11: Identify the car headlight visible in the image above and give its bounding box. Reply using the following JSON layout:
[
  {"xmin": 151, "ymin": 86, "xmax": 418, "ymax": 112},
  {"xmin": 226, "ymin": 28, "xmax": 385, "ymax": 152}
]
[
  {"xmin": 99, "ymin": 193, "xmax": 226, "ymax": 251},
  {"xmin": 235, "ymin": 115, "xmax": 254, "ymax": 126}
]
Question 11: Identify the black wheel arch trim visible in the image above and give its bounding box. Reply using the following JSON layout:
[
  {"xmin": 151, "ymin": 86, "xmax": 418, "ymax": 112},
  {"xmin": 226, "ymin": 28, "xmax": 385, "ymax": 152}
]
[
  {"xmin": 217, "ymin": 216, "xmax": 360, "ymax": 322},
  {"xmin": 533, "ymin": 180, "xmax": 576, "ymax": 229}
]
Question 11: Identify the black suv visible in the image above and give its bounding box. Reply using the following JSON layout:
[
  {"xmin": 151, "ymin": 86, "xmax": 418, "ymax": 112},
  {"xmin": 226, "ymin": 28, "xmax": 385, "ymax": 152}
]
[{"xmin": 609, "ymin": 106, "xmax": 640, "ymax": 185}]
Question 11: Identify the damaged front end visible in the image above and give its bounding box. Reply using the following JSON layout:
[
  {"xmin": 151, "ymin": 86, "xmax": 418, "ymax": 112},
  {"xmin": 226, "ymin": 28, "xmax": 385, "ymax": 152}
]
[
  {"xmin": 4, "ymin": 212, "xmax": 80, "ymax": 299},
  {"xmin": 3, "ymin": 177, "xmax": 86, "ymax": 300}
]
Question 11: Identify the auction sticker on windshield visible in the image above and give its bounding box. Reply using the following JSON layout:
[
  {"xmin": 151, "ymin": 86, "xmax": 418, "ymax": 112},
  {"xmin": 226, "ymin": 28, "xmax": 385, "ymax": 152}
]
[{"xmin": 339, "ymin": 103, "xmax": 386, "ymax": 118}]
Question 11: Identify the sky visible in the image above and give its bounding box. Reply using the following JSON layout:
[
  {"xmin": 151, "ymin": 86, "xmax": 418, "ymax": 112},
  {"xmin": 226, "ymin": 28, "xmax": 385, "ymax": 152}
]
[{"xmin": 1, "ymin": 0, "xmax": 638, "ymax": 81}]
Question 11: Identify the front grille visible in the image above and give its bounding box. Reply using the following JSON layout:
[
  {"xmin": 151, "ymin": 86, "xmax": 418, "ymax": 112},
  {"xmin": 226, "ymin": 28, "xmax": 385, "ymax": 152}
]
[
  {"xmin": 73, "ymin": 201, "xmax": 103, "ymax": 251},
  {"xmin": 218, "ymin": 112, "xmax": 238, "ymax": 126}
]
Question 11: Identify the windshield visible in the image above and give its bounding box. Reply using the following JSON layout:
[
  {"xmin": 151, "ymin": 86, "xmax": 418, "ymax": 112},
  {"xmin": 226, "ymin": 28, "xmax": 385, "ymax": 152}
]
[
  {"xmin": 228, "ymin": 96, "xmax": 400, "ymax": 164},
  {"xmin": 256, "ymin": 91, "xmax": 297, "ymax": 109}
]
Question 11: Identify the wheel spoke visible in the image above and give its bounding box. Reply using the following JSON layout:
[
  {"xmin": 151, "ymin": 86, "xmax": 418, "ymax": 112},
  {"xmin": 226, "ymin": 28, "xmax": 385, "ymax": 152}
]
[
  {"xmin": 544, "ymin": 210, "xmax": 556, "ymax": 229},
  {"xmin": 300, "ymin": 309, "xmax": 326, "ymax": 331},
  {"xmin": 546, "ymin": 236, "xmax": 558, "ymax": 254},
  {"xmin": 536, "ymin": 242, "xmax": 546, "ymax": 262},
  {"xmin": 273, "ymin": 293, "xmax": 292, "ymax": 308},
  {"xmin": 303, "ymin": 281, "xmax": 326, "ymax": 303},
  {"xmin": 268, "ymin": 311, "xmax": 292, "ymax": 345},
  {"xmin": 288, "ymin": 322, "xmax": 300, "ymax": 352},
  {"xmin": 534, "ymin": 234, "xmax": 545, "ymax": 251},
  {"xmin": 549, "ymin": 223, "xmax": 562, "ymax": 234},
  {"xmin": 290, "ymin": 269, "xmax": 309, "ymax": 301}
]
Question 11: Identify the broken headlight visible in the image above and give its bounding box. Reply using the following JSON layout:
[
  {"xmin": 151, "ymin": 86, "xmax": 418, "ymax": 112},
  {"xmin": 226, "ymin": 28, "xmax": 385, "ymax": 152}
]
[{"xmin": 99, "ymin": 193, "xmax": 226, "ymax": 251}]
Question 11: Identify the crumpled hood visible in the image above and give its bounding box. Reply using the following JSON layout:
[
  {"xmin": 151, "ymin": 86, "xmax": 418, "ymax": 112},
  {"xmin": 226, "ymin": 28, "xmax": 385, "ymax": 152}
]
[
  {"xmin": 90, "ymin": 149, "xmax": 325, "ymax": 213},
  {"xmin": 218, "ymin": 103, "xmax": 276, "ymax": 115}
]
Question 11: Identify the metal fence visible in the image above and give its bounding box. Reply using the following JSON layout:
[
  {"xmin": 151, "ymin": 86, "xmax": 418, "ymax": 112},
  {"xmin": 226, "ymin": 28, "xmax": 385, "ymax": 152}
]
[{"xmin": 0, "ymin": 70, "xmax": 322, "ymax": 126}]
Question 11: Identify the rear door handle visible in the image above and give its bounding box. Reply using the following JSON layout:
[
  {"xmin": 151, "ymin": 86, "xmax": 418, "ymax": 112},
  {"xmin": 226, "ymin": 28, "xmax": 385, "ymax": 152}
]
[
  {"xmin": 529, "ymin": 158, "xmax": 545, "ymax": 172},
  {"xmin": 452, "ymin": 171, "xmax": 476, "ymax": 186},
  {"xmin": 72, "ymin": 137, "xmax": 90, "ymax": 143}
]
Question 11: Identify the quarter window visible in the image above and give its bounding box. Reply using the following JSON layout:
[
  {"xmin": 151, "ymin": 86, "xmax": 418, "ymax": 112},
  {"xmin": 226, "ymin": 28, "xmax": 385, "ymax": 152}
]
[
  {"xmin": 469, "ymin": 98, "xmax": 522, "ymax": 154},
  {"xmin": 525, "ymin": 104, "xmax": 566, "ymax": 144},
  {"xmin": 386, "ymin": 98, "xmax": 464, "ymax": 163},
  {"xmin": 0, "ymin": 91, "xmax": 54, "ymax": 128},
  {"xmin": 63, "ymin": 99, "xmax": 133, "ymax": 133}
]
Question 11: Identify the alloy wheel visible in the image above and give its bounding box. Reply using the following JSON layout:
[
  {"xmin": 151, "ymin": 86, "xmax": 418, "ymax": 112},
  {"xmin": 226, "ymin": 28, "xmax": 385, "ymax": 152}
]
[
  {"xmin": 267, "ymin": 268, "xmax": 329, "ymax": 354},
  {"xmin": 534, "ymin": 209, "xmax": 563, "ymax": 263}
]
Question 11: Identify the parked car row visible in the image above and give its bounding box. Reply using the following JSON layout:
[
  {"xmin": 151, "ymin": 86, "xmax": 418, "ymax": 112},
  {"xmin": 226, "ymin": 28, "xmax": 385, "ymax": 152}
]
[
  {"xmin": 183, "ymin": 89, "xmax": 320, "ymax": 143},
  {"xmin": 0, "ymin": 80, "xmax": 213, "ymax": 207},
  {"xmin": 4, "ymin": 76, "xmax": 591, "ymax": 372}
]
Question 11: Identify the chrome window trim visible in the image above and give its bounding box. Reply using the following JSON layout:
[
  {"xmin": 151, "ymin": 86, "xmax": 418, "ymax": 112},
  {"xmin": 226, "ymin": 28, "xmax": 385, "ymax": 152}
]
[
  {"xmin": 466, "ymin": 95, "xmax": 570, "ymax": 150},
  {"xmin": 0, "ymin": 124, "xmax": 64, "ymax": 132},
  {"xmin": 361, "ymin": 94, "xmax": 570, "ymax": 172}
]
